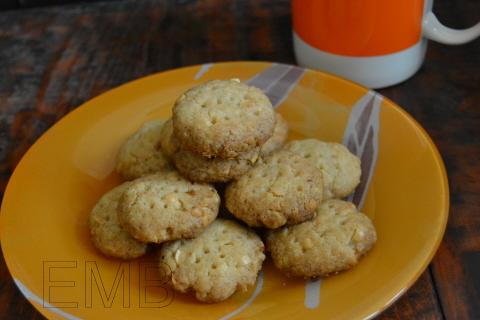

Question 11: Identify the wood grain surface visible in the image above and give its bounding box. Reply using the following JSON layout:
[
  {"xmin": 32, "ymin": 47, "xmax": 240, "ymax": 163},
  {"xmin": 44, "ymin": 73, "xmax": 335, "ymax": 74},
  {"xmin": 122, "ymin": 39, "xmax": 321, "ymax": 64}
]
[{"xmin": 0, "ymin": 0, "xmax": 479, "ymax": 319}]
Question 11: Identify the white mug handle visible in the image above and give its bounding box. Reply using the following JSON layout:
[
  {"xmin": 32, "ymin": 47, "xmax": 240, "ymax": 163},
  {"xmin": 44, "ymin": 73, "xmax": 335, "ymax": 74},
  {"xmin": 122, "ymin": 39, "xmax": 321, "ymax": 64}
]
[{"xmin": 423, "ymin": 12, "xmax": 480, "ymax": 44}]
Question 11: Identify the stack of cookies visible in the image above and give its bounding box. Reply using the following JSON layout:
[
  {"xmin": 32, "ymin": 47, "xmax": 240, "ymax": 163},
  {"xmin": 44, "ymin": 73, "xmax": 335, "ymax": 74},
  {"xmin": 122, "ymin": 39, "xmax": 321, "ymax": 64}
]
[
  {"xmin": 164, "ymin": 79, "xmax": 289, "ymax": 183},
  {"xmin": 88, "ymin": 79, "xmax": 377, "ymax": 303}
]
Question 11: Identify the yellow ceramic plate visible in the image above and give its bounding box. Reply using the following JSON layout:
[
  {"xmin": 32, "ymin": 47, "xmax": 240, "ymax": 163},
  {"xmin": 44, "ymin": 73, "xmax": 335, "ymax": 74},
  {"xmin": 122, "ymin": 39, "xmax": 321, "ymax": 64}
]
[{"xmin": 0, "ymin": 62, "xmax": 448, "ymax": 320}]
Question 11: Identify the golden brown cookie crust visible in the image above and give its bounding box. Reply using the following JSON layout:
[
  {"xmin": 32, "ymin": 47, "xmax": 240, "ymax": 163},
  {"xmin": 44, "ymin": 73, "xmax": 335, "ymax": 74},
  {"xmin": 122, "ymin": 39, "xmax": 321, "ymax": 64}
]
[
  {"xmin": 159, "ymin": 219, "xmax": 265, "ymax": 302},
  {"xmin": 89, "ymin": 182, "xmax": 148, "ymax": 259},
  {"xmin": 267, "ymin": 199, "xmax": 377, "ymax": 278},
  {"xmin": 159, "ymin": 119, "xmax": 178, "ymax": 161},
  {"xmin": 260, "ymin": 113, "xmax": 289, "ymax": 156},
  {"xmin": 285, "ymin": 139, "xmax": 361, "ymax": 199},
  {"xmin": 172, "ymin": 79, "xmax": 276, "ymax": 158},
  {"xmin": 174, "ymin": 148, "xmax": 260, "ymax": 183},
  {"xmin": 116, "ymin": 120, "xmax": 173, "ymax": 180},
  {"xmin": 172, "ymin": 112, "xmax": 288, "ymax": 183},
  {"xmin": 118, "ymin": 171, "xmax": 220, "ymax": 243},
  {"xmin": 225, "ymin": 150, "xmax": 324, "ymax": 229}
]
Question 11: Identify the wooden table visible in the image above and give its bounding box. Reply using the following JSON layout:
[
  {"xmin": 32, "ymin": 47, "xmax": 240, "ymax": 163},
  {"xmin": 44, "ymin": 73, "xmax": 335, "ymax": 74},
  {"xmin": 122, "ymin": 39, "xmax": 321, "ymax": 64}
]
[{"xmin": 0, "ymin": 0, "xmax": 479, "ymax": 319}]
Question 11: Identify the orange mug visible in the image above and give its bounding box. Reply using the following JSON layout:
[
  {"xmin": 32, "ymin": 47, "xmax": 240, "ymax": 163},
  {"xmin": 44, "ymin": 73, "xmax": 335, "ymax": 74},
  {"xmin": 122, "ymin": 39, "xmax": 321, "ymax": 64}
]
[{"xmin": 292, "ymin": 0, "xmax": 480, "ymax": 88}]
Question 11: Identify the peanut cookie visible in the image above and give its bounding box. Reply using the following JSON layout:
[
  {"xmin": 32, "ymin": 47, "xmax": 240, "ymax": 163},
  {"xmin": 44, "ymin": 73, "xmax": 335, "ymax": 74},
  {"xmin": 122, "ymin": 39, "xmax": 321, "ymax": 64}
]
[
  {"xmin": 225, "ymin": 150, "xmax": 323, "ymax": 229},
  {"xmin": 159, "ymin": 219, "xmax": 265, "ymax": 302},
  {"xmin": 172, "ymin": 79, "xmax": 276, "ymax": 158},
  {"xmin": 159, "ymin": 119, "xmax": 178, "ymax": 161},
  {"xmin": 116, "ymin": 120, "xmax": 173, "ymax": 180},
  {"xmin": 89, "ymin": 182, "xmax": 148, "ymax": 259},
  {"xmin": 285, "ymin": 139, "xmax": 361, "ymax": 199},
  {"xmin": 260, "ymin": 113, "xmax": 289, "ymax": 156},
  {"xmin": 174, "ymin": 148, "xmax": 260, "ymax": 183},
  {"xmin": 118, "ymin": 171, "xmax": 220, "ymax": 243},
  {"xmin": 267, "ymin": 199, "xmax": 377, "ymax": 278},
  {"xmin": 172, "ymin": 113, "xmax": 288, "ymax": 183}
]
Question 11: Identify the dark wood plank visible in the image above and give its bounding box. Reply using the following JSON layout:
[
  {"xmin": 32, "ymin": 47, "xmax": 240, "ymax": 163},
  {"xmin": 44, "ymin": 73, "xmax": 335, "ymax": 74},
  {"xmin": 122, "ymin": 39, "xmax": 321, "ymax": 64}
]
[
  {"xmin": 1, "ymin": 0, "xmax": 478, "ymax": 319},
  {"xmin": 427, "ymin": 2, "xmax": 480, "ymax": 319},
  {"xmin": 0, "ymin": 0, "xmax": 18, "ymax": 11},
  {"xmin": 0, "ymin": 0, "xmax": 125, "ymax": 11}
]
